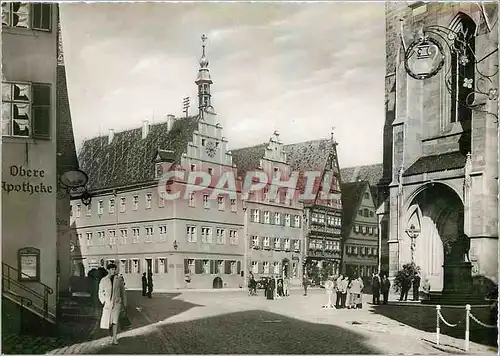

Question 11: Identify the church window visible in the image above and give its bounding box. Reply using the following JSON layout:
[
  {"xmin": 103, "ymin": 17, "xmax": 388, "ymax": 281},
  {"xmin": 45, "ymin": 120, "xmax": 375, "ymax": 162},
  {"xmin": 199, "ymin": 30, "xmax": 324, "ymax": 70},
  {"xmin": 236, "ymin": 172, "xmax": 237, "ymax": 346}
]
[{"xmin": 201, "ymin": 138, "xmax": 206, "ymax": 146}]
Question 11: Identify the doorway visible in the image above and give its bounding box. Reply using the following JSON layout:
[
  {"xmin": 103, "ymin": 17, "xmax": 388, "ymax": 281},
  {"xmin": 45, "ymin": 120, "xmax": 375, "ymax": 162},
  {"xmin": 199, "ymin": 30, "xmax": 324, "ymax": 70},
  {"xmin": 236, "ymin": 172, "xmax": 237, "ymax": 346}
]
[
  {"xmin": 213, "ymin": 277, "xmax": 223, "ymax": 289},
  {"xmin": 145, "ymin": 258, "xmax": 153, "ymax": 275}
]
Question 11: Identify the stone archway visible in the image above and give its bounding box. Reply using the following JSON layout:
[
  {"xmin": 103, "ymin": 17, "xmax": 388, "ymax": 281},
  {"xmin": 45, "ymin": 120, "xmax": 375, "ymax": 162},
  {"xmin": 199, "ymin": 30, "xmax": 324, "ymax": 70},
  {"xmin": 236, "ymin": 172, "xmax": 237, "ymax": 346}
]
[
  {"xmin": 212, "ymin": 277, "xmax": 223, "ymax": 289},
  {"xmin": 405, "ymin": 182, "xmax": 470, "ymax": 293}
]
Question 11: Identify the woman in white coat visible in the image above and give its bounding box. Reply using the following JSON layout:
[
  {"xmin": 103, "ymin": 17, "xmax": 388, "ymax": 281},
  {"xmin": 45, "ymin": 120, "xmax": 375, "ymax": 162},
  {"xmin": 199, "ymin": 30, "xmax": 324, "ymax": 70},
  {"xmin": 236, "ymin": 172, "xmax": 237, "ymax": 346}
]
[{"xmin": 99, "ymin": 263, "xmax": 127, "ymax": 345}]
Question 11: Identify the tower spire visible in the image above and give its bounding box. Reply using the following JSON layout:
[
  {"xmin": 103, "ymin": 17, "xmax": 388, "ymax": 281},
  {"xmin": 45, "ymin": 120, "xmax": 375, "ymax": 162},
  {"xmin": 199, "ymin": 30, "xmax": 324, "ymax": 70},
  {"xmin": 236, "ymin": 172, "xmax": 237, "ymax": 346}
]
[{"xmin": 195, "ymin": 34, "xmax": 214, "ymax": 118}]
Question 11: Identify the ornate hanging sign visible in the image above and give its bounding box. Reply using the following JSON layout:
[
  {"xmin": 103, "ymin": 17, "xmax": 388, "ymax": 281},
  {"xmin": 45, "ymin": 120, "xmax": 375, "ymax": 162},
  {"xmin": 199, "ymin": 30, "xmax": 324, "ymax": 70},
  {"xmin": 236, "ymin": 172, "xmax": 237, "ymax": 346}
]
[{"xmin": 404, "ymin": 36, "xmax": 446, "ymax": 80}]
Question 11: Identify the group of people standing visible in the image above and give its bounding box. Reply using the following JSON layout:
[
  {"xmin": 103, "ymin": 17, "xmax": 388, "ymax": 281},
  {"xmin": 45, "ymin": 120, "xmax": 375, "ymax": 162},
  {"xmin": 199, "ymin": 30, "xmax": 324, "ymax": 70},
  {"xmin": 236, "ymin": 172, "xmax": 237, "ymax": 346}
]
[
  {"xmin": 141, "ymin": 272, "xmax": 154, "ymax": 298},
  {"xmin": 398, "ymin": 272, "xmax": 421, "ymax": 301},
  {"xmin": 248, "ymin": 272, "xmax": 290, "ymax": 300},
  {"xmin": 371, "ymin": 272, "xmax": 391, "ymax": 305},
  {"xmin": 333, "ymin": 275, "xmax": 365, "ymax": 309}
]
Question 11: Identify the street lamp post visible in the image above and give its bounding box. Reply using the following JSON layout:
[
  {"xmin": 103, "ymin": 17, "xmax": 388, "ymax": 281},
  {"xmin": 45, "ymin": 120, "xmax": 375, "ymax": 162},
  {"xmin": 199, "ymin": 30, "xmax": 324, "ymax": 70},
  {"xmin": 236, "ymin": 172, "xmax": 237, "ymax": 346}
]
[{"xmin": 405, "ymin": 224, "xmax": 420, "ymax": 263}]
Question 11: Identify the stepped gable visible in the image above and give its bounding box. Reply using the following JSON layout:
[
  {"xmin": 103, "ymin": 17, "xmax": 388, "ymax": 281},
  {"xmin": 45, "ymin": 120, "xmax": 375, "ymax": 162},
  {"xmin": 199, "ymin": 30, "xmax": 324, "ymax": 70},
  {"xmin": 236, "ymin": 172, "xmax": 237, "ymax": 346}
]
[
  {"xmin": 78, "ymin": 116, "xmax": 199, "ymax": 192},
  {"xmin": 231, "ymin": 143, "xmax": 268, "ymax": 179},
  {"xmin": 340, "ymin": 163, "xmax": 383, "ymax": 202},
  {"xmin": 340, "ymin": 181, "xmax": 369, "ymax": 239}
]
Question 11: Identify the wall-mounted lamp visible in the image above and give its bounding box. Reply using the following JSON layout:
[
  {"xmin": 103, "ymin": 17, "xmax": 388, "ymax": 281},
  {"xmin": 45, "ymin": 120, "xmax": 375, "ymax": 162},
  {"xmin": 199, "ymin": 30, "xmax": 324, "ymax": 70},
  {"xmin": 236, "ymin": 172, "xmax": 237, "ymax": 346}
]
[{"xmin": 173, "ymin": 240, "xmax": 178, "ymax": 250}]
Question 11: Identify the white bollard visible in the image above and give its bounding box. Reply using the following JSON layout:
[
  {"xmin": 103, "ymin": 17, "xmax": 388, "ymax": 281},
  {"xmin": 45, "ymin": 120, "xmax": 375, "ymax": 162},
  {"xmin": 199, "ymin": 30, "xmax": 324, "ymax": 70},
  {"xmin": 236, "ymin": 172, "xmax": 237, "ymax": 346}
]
[
  {"xmin": 465, "ymin": 304, "xmax": 471, "ymax": 352},
  {"xmin": 436, "ymin": 305, "xmax": 441, "ymax": 345}
]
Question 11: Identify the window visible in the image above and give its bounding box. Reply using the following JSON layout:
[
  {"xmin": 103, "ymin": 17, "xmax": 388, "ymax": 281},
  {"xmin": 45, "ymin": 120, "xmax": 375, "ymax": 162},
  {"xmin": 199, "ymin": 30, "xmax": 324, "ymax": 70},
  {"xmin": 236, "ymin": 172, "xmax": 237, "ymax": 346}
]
[
  {"xmin": 362, "ymin": 226, "xmax": 367, "ymax": 234},
  {"xmin": 189, "ymin": 192, "xmax": 196, "ymax": 207},
  {"xmin": 120, "ymin": 197, "xmax": 126, "ymax": 212},
  {"xmin": 120, "ymin": 259, "xmax": 127, "ymax": 274},
  {"xmin": 364, "ymin": 192, "xmax": 369, "ymax": 199},
  {"xmin": 217, "ymin": 260, "xmax": 224, "ymax": 274},
  {"xmin": 364, "ymin": 209, "xmax": 369, "ymax": 217},
  {"xmin": 86, "ymin": 204, "xmax": 91, "ymax": 217},
  {"xmin": 109, "ymin": 199, "xmax": 115, "ymax": 214},
  {"xmin": 132, "ymin": 228, "xmax": 140, "ymax": 243},
  {"xmin": 97, "ymin": 231, "xmax": 105, "ymax": 245},
  {"xmin": 186, "ymin": 226, "xmax": 197, "ymax": 243},
  {"xmin": 201, "ymin": 138, "xmax": 206, "ymax": 146},
  {"xmin": 156, "ymin": 258, "xmax": 167, "ymax": 274},
  {"xmin": 145, "ymin": 227, "xmax": 153, "ymax": 243},
  {"xmin": 190, "ymin": 164, "xmax": 196, "ymax": 172},
  {"xmin": 274, "ymin": 212, "xmax": 281, "ymax": 225},
  {"xmin": 216, "ymin": 228, "xmax": 226, "ymax": 244},
  {"xmin": 158, "ymin": 225, "xmax": 167, "ymax": 241},
  {"xmin": 132, "ymin": 259, "xmax": 140, "ymax": 274},
  {"xmin": 208, "ymin": 168, "xmax": 213, "ymax": 175},
  {"xmin": 263, "ymin": 188, "xmax": 269, "ymax": 201},
  {"xmin": 333, "ymin": 241, "xmax": 340, "ymax": 251},
  {"xmin": 251, "ymin": 235, "xmax": 259, "ymax": 247},
  {"xmin": 229, "ymin": 230, "xmax": 238, "ymax": 245},
  {"xmin": 374, "ymin": 227, "xmax": 379, "ymax": 235},
  {"xmin": 264, "ymin": 211, "xmax": 270, "ymax": 224},
  {"xmin": 76, "ymin": 204, "xmax": 81, "ymax": 218},
  {"xmin": 263, "ymin": 262, "xmax": 270, "ymax": 274},
  {"xmin": 201, "ymin": 227, "xmax": 212, "ymax": 243},
  {"xmin": 354, "ymin": 225, "xmax": 360, "ymax": 233},
  {"xmin": 230, "ymin": 261, "xmax": 237, "ymax": 274},
  {"xmin": 108, "ymin": 230, "xmax": 116, "ymax": 245},
  {"xmin": 273, "ymin": 262, "xmax": 280, "ymax": 274},
  {"xmin": 2, "ymin": 81, "xmax": 51, "ymax": 139},
  {"xmin": 132, "ymin": 196, "xmax": 139, "ymax": 210},
  {"xmin": 252, "ymin": 209, "xmax": 260, "ymax": 222},
  {"xmin": 2, "ymin": 3, "xmax": 52, "ymax": 30},
  {"xmin": 120, "ymin": 229, "xmax": 127, "ymax": 244},
  {"xmin": 185, "ymin": 259, "xmax": 194, "ymax": 274},
  {"xmin": 248, "ymin": 192, "xmax": 255, "ymax": 201},
  {"xmin": 284, "ymin": 214, "xmax": 291, "ymax": 227},
  {"xmin": 98, "ymin": 200, "xmax": 103, "ymax": 215},
  {"xmin": 158, "ymin": 192, "xmax": 165, "ymax": 208},
  {"xmin": 217, "ymin": 196, "xmax": 225, "ymax": 211},
  {"xmin": 145, "ymin": 193, "xmax": 152, "ymax": 209},
  {"xmin": 294, "ymin": 215, "xmax": 301, "ymax": 228},
  {"xmin": 273, "ymin": 167, "xmax": 279, "ymax": 179},
  {"xmin": 284, "ymin": 238, "xmax": 290, "ymax": 250},
  {"xmin": 359, "ymin": 210, "xmax": 363, "ymax": 216},
  {"xmin": 86, "ymin": 232, "xmax": 92, "ymax": 246},
  {"xmin": 230, "ymin": 198, "xmax": 237, "ymax": 212},
  {"xmin": 368, "ymin": 226, "xmax": 373, "ymax": 235},
  {"xmin": 263, "ymin": 236, "xmax": 270, "ymax": 248},
  {"xmin": 203, "ymin": 194, "xmax": 210, "ymax": 209},
  {"xmin": 203, "ymin": 260, "xmax": 210, "ymax": 274},
  {"xmin": 251, "ymin": 261, "xmax": 258, "ymax": 274},
  {"xmin": 274, "ymin": 237, "xmax": 281, "ymax": 249},
  {"xmin": 370, "ymin": 211, "xmax": 374, "ymax": 217},
  {"xmin": 293, "ymin": 240, "xmax": 300, "ymax": 251}
]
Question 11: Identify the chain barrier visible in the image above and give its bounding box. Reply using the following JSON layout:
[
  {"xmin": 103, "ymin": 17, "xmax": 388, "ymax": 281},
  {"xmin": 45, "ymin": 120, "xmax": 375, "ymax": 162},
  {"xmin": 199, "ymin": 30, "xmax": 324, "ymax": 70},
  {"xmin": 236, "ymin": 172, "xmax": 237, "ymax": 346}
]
[
  {"xmin": 468, "ymin": 311, "xmax": 497, "ymax": 329},
  {"xmin": 437, "ymin": 309, "xmax": 460, "ymax": 327}
]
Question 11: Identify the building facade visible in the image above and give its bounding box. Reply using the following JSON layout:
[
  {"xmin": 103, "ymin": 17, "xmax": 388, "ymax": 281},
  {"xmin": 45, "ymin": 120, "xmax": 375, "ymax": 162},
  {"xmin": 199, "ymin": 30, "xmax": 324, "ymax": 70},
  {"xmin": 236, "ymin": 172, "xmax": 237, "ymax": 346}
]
[
  {"xmin": 72, "ymin": 36, "xmax": 245, "ymax": 290},
  {"xmin": 381, "ymin": 3, "xmax": 498, "ymax": 293},
  {"xmin": 2, "ymin": 3, "xmax": 68, "ymax": 322},
  {"xmin": 285, "ymin": 139, "xmax": 343, "ymax": 280},
  {"xmin": 232, "ymin": 132, "xmax": 304, "ymax": 286},
  {"xmin": 340, "ymin": 181, "xmax": 379, "ymax": 279}
]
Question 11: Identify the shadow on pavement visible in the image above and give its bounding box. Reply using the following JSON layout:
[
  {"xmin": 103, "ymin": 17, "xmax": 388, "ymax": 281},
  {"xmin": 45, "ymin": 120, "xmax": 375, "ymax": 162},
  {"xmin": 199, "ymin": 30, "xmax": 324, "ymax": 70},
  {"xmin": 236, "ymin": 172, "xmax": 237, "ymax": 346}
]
[
  {"xmin": 95, "ymin": 309, "xmax": 379, "ymax": 354},
  {"xmin": 370, "ymin": 304, "xmax": 498, "ymax": 348}
]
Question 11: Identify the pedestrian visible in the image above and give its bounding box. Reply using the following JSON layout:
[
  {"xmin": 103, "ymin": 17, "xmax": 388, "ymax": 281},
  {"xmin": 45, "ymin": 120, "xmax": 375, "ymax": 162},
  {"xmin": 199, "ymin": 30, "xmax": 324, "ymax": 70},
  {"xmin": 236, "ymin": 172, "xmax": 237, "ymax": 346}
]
[
  {"xmin": 98, "ymin": 263, "xmax": 127, "ymax": 345},
  {"xmin": 399, "ymin": 273, "xmax": 410, "ymax": 301},
  {"xmin": 371, "ymin": 272, "xmax": 381, "ymax": 305},
  {"xmin": 381, "ymin": 274, "xmax": 391, "ymax": 304},
  {"xmin": 348, "ymin": 276, "xmax": 361, "ymax": 309},
  {"xmin": 341, "ymin": 276, "xmax": 349, "ymax": 308},
  {"xmin": 356, "ymin": 276, "xmax": 364, "ymax": 309},
  {"xmin": 147, "ymin": 272, "xmax": 153, "ymax": 298},
  {"xmin": 277, "ymin": 278, "xmax": 284, "ymax": 298},
  {"xmin": 412, "ymin": 272, "xmax": 421, "ymax": 301},
  {"xmin": 274, "ymin": 275, "xmax": 280, "ymax": 299},
  {"xmin": 346, "ymin": 277, "xmax": 354, "ymax": 309},
  {"xmin": 302, "ymin": 274, "xmax": 309, "ymax": 296},
  {"xmin": 141, "ymin": 272, "xmax": 147, "ymax": 296},
  {"xmin": 323, "ymin": 277, "xmax": 335, "ymax": 308},
  {"xmin": 335, "ymin": 274, "xmax": 343, "ymax": 308},
  {"xmin": 267, "ymin": 276, "xmax": 275, "ymax": 300},
  {"xmin": 283, "ymin": 277, "xmax": 290, "ymax": 297}
]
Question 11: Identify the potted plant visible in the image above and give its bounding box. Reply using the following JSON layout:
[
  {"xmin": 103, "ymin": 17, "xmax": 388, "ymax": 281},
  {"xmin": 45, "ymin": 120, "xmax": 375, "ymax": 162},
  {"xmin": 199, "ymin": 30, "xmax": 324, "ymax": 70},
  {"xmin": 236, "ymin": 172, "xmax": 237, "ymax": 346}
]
[{"xmin": 393, "ymin": 262, "xmax": 420, "ymax": 292}]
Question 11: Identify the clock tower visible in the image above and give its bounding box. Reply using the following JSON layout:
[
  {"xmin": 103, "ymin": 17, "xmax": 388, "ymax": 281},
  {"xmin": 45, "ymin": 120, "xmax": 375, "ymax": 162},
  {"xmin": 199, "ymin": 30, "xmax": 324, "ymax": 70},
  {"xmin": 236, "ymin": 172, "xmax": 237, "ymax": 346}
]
[{"xmin": 195, "ymin": 34, "xmax": 215, "ymax": 120}]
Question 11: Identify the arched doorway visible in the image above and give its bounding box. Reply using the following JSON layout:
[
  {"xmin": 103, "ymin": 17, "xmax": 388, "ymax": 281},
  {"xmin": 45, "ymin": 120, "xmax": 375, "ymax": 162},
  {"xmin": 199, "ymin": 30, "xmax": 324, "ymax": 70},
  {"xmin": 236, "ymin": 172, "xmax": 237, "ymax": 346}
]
[
  {"xmin": 212, "ymin": 277, "xmax": 223, "ymax": 289},
  {"xmin": 405, "ymin": 183, "xmax": 470, "ymax": 293}
]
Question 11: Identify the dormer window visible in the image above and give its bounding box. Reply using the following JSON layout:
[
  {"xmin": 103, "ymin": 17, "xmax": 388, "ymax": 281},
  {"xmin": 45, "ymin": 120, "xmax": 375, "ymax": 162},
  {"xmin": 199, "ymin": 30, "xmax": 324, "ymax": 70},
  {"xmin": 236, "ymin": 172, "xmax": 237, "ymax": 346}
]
[{"xmin": 155, "ymin": 163, "xmax": 164, "ymax": 179}]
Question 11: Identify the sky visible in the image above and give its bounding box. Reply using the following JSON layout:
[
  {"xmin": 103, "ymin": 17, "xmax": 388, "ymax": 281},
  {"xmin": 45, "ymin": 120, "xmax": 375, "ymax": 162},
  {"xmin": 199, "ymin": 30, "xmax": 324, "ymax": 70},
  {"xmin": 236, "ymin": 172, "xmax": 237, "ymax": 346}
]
[{"xmin": 60, "ymin": 2, "xmax": 386, "ymax": 168}]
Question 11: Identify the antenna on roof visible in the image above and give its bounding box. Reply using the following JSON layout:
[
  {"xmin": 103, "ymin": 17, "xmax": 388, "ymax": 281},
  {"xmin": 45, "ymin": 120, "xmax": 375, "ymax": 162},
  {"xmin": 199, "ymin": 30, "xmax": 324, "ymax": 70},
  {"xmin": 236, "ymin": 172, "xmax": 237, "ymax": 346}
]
[{"xmin": 183, "ymin": 97, "xmax": 190, "ymax": 117}]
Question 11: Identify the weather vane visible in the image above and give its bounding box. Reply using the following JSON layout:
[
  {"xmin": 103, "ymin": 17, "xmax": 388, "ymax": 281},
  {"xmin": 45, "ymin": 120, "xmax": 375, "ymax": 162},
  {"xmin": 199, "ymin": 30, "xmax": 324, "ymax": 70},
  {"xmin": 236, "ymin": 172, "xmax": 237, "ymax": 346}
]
[{"xmin": 201, "ymin": 34, "xmax": 208, "ymax": 55}]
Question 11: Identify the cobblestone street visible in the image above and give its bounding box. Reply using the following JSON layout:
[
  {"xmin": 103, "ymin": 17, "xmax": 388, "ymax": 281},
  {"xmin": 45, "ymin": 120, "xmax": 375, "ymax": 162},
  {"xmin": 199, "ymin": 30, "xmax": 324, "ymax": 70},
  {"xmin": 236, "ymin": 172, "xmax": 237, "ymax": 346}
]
[{"xmin": 45, "ymin": 289, "xmax": 497, "ymax": 355}]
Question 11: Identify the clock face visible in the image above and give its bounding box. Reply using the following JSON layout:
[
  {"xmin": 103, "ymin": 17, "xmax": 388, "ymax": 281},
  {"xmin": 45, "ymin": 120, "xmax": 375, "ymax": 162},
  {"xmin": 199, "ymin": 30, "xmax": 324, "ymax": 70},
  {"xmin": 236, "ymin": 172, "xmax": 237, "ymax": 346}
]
[{"xmin": 205, "ymin": 140, "xmax": 217, "ymax": 158}]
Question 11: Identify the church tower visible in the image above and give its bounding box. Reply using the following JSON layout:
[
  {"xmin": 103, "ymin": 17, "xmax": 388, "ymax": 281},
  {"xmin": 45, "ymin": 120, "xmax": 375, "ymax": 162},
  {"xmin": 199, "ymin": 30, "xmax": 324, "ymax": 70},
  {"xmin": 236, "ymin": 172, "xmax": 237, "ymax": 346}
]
[{"xmin": 195, "ymin": 34, "xmax": 215, "ymax": 119}]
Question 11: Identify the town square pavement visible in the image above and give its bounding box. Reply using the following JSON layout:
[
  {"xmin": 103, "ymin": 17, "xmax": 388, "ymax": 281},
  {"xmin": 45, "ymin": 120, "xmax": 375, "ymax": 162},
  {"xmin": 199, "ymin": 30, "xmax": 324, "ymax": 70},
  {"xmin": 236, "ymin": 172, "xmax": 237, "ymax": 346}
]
[{"xmin": 47, "ymin": 289, "xmax": 497, "ymax": 355}]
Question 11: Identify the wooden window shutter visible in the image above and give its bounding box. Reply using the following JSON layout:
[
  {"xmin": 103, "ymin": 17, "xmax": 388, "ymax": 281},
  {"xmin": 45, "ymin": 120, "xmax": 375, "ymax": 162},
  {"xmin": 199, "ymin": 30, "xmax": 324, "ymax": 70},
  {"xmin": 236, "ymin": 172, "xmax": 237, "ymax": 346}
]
[
  {"xmin": 184, "ymin": 259, "xmax": 189, "ymax": 274},
  {"xmin": 237, "ymin": 261, "xmax": 241, "ymax": 274},
  {"xmin": 195, "ymin": 260, "xmax": 202, "ymax": 274},
  {"xmin": 259, "ymin": 210, "xmax": 264, "ymax": 223},
  {"xmin": 260, "ymin": 262, "xmax": 264, "ymax": 274},
  {"xmin": 32, "ymin": 84, "xmax": 51, "ymax": 140},
  {"xmin": 164, "ymin": 259, "xmax": 168, "ymax": 273},
  {"xmin": 154, "ymin": 258, "xmax": 159, "ymax": 274},
  {"xmin": 225, "ymin": 260, "xmax": 231, "ymax": 274},
  {"xmin": 281, "ymin": 213, "xmax": 285, "ymax": 226},
  {"xmin": 210, "ymin": 260, "xmax": 215, "ymax": 274},
  {"xmin": 137, "ymin": 260, "xmax": 141, "ymax": 273},
  {"xmin": 125, "ymin": 260, "xmax": 129, "ymax": 274}
]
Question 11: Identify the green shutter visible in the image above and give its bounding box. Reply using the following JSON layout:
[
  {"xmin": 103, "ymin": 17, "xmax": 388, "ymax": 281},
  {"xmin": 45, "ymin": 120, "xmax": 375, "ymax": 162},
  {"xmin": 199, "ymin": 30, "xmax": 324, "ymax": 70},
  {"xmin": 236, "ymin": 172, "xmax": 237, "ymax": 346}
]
[
  {"xmin": 225, "ymin": 260, "xmax": 231, "ymax": 274},
  {"xmin": 237, "ymin": 261, "xmax": 241, "ymax": 274},
  {"xmin": 184, "ymin": 259, "xmax": 189, "ymax": 274},
  {"xmin": 154, "ymin": 258, "xmax": 159, "ymax": 274},
  {"xmin": 164, "ymin": 259, "xmax": 168, "ymax": 273},
  {"xmin": 210, "ymin": 260, "xmax": 215, "ymax": 274},
  {"xmin": 195, "ymin": 260, "xmax": 202, "ymax": 274}
]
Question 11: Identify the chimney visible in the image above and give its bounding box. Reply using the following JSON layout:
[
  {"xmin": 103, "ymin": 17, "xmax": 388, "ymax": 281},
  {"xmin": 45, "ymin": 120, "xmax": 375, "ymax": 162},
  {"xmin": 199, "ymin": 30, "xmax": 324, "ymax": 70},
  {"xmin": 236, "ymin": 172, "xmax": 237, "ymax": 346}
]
[
  {"xmin": 142, "ymin": 120, "xmax": 149, "ymax": 139},
  {"xmin": 166, "ymin": 114, "xmax": 175, "ymax": 131},
  {"xmin": 108, "ymin": 129, "xmax": 115, "ymax": 144}
]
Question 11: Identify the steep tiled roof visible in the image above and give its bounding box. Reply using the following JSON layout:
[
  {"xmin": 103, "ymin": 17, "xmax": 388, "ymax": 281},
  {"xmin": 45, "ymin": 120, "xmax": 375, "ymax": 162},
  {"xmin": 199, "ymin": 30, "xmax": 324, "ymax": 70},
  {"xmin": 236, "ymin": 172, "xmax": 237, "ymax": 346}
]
[
  {"xmin": 78, "ymin": 116, "xmax": 199, "ymax": 192},
  {"xmin": 403, "ymin": 152, "xmax": 466, "ymax": 177},
  {"xmin": 56, "ymin": 65, "xmax": 78, "ymax": 175},
  {"xmin": 340, "ymin": 163, "xmax": 383, "ymax": 187},
  {"xmin": 284, "ymin": 139, "xmax": 331, "ymax": 171},
  {"xmin": 231, "ymin": 143, "xmax": 268, "ymax": 178},
  {"xmin": 341, "ymin": 181, "xmax": 369, "ymax": 239}
]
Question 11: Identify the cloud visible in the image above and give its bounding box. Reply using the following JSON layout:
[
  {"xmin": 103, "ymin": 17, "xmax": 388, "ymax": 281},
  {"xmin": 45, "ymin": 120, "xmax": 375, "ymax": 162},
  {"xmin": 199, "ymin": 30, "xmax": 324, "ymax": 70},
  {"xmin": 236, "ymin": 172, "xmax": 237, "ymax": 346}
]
[{"xmin": 61, "ymin": 2, "xmax": 385, "ymax": 167}]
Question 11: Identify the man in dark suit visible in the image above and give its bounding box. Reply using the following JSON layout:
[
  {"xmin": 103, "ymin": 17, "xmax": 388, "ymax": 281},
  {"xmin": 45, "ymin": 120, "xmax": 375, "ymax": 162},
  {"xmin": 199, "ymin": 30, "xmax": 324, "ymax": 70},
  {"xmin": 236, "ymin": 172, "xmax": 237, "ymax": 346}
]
[{"xmin": 372, "ymin": 273, "xmax": 381, "ymax": 305}]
